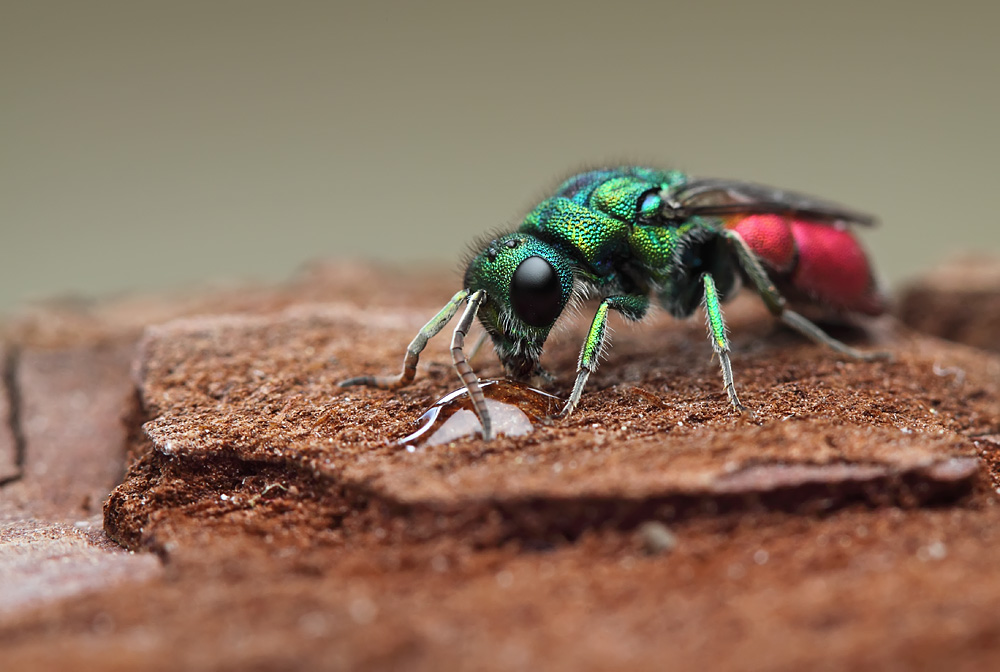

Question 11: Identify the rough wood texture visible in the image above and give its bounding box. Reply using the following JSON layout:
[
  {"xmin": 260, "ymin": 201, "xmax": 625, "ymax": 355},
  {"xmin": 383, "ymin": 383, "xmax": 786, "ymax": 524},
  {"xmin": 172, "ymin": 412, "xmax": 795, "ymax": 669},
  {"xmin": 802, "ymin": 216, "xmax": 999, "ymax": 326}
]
[{"xmin": 2, "ymin": 260, "xmax": 999, "ymax": 671}]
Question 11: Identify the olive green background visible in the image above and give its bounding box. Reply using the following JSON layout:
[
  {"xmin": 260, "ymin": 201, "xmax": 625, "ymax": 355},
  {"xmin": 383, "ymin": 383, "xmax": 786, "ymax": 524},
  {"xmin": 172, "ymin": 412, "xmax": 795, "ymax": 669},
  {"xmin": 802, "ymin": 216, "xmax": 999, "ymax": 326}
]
[{"xmin": 3, "ymin": 1, "xmax": 998, "ymax": 317}]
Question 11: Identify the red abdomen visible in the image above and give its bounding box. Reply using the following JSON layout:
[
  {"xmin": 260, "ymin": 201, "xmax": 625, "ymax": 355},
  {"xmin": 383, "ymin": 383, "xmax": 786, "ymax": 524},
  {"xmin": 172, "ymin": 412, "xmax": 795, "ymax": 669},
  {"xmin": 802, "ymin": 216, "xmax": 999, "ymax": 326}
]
[{"xmin": 731, "ymin": 214, "xmax": 885, "ymax": 316}]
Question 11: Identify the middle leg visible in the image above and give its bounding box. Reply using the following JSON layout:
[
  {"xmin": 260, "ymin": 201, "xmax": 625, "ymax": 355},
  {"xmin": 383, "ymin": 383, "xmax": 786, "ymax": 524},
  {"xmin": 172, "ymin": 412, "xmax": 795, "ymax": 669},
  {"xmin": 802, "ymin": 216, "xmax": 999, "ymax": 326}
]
[
  {"xmin": 701, "ymin": 273, "xmax": 749, "ymax": 415},
  {"xmin": 560, "ymin": 294, "xmax": 649, "ymax": 417}
]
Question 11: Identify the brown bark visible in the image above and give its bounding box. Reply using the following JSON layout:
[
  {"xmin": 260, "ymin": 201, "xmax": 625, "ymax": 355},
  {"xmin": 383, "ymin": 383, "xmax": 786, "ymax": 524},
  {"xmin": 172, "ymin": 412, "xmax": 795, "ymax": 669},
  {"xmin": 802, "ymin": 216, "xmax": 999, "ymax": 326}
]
[{"xmin": 2, "ymin": 259, "xmax": 999, "ymax": 671}]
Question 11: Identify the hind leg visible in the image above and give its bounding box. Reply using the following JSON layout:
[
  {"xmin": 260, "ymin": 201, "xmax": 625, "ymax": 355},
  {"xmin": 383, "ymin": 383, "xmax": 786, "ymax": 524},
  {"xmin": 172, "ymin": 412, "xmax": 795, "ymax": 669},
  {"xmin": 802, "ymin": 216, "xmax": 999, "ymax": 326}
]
[{"xmin": 723, "ymin": 230, "xmax": 890, "ymax": 361}]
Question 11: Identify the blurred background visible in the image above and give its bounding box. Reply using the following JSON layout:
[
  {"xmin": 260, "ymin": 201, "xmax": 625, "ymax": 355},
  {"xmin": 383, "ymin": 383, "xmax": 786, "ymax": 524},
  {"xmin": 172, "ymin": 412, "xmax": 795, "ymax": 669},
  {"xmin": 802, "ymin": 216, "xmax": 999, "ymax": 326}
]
[{"xmin": 3, "ymin": 1, "xmax": 998, "ymax": 317}]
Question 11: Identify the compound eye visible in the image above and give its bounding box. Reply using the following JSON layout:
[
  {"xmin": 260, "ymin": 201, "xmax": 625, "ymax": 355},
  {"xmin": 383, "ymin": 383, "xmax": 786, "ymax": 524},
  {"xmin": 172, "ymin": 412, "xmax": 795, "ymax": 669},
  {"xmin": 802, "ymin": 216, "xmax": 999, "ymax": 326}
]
[{"xmin": 509, "ymin": 256, "xmax": 563, "ymax": 327}]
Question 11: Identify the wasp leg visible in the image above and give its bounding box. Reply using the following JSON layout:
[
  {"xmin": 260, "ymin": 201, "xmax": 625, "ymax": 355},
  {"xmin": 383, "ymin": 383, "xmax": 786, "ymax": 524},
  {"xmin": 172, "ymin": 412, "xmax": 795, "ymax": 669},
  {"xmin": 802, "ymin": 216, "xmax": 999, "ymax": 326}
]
[
  {"xmin": 702, "ymin": 274, "xmax": 750, "ymax": 415},
  {"xmin": 778, "ymin": 311, "xmax": 889, "ymax": 361},
  {"xmin": 560, "ymin": 294, "xmax": 649, "ymax": 418},
  {"xmin": 451, "ymin": 290, "xmax": 491, "ymax": 441},
  {"xmin": 722, "ymin": 230, "xmax": 889, "ymax": 362},
  {"xmin": 339, "ymin": 288, "xmax": 470, "ymax": 389}
]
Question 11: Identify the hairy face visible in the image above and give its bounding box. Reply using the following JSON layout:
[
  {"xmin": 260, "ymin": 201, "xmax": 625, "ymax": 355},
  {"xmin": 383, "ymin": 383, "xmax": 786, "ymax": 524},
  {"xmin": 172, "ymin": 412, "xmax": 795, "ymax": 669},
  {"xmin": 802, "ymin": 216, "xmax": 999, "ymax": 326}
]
[{"xmin": 463, "ymin": 233, "xmax": 574, "ymax": 378}]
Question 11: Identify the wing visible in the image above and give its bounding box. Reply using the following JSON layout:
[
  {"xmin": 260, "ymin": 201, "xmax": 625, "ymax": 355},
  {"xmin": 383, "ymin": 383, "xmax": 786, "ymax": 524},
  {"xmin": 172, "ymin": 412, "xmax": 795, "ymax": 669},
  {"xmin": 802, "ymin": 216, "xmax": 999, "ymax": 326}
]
[{"xmin": 661, "ymin": 178, "xmax": 877, "ymax": 227}]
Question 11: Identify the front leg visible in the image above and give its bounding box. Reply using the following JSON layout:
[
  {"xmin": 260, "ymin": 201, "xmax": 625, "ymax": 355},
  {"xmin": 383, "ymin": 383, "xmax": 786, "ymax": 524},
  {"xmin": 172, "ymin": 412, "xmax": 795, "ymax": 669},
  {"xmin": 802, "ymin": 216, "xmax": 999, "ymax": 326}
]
[
  {"xmin": 340, "ymin": 289, "xmax": 470, "ymax": 389},
  {"xmin": 450, "ymin": 290, "xmax": 492, "ymax": 440},
  {"xmin": 560, "ymin": 294, "xmax": 649, "ymax": 417}
]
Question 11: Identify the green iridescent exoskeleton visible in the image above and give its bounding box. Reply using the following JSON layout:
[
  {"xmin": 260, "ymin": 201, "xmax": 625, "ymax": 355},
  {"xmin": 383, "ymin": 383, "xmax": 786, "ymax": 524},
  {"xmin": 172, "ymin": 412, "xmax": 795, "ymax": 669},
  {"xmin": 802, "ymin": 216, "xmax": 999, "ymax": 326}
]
[{"xmin": 341, "ymin": 166, "xmax": 888, "ymax": 440}]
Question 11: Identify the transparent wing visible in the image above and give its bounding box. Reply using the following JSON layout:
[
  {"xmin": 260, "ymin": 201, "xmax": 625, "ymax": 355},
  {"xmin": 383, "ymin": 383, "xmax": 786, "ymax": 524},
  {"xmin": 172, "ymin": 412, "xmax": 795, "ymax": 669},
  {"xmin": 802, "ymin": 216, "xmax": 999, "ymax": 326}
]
[{"xmin": 662, "ymin": 178, "xmax": 877, "ymax": 227}]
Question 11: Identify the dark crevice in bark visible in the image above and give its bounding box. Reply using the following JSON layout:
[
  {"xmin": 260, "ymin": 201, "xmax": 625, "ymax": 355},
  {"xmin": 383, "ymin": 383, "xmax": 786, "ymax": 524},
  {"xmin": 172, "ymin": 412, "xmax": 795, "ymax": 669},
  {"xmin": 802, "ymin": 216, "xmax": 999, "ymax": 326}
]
[{"xmin": 0, "ymin": 346, "xmax": 25, "ymax": 486}]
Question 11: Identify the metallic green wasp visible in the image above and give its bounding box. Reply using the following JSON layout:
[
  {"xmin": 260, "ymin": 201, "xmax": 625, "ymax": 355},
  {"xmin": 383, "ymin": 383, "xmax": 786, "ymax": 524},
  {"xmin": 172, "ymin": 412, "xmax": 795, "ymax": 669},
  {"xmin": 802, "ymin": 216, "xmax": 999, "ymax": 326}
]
[{"xmin": 342, "ymin": 167, "xmax": 887, "ymax": 440}]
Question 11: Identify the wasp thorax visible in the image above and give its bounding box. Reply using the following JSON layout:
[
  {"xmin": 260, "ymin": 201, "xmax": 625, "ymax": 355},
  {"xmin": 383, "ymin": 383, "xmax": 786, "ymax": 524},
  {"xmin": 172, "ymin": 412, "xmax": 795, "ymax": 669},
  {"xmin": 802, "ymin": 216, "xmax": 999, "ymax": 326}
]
[{"xmin": 510, "ymin": 256, "xmax": 562, "ymax": 327}]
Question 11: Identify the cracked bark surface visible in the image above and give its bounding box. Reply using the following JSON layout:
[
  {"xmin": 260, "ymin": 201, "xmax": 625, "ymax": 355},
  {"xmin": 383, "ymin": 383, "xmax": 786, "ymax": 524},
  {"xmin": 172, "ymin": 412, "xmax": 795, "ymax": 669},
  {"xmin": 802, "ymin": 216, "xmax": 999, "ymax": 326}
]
[
  {"xmin": 0, "ymin": 343, "xmax": 20, "ymax": 484},
  {"xmin": 0, "ymin": 264, "xmax": 454, "ymax": 627},
  {"xmin": 1, "ymin": 260, "xmax": 999, "ymax": 671},
  {"xmin": 0, "ymin": 337, "xmax": 160, "ymax": 621}
]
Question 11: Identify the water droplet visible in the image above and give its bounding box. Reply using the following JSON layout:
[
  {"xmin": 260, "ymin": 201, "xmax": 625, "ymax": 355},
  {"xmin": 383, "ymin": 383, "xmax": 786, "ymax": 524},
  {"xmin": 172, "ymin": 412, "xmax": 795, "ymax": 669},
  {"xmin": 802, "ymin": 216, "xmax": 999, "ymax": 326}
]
[{"xmin": 397, "ymin": 379, "xmax": 562, "ymax": 447}]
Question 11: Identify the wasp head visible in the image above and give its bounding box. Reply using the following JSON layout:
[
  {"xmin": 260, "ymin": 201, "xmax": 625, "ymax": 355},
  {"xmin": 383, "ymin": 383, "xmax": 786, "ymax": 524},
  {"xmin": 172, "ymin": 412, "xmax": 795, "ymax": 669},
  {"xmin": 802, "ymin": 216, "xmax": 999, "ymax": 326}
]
[{"xmin": 464, "ymin": 233, "xmax": 575, "ymax": 379}]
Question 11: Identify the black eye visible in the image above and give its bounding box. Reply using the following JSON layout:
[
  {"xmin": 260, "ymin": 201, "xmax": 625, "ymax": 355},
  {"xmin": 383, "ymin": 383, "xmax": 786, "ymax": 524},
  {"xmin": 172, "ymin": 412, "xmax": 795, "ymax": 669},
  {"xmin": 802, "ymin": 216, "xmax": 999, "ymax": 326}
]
[{"xmin": 510, "ymin": 256, "xmax": 563, "ymax": 327}]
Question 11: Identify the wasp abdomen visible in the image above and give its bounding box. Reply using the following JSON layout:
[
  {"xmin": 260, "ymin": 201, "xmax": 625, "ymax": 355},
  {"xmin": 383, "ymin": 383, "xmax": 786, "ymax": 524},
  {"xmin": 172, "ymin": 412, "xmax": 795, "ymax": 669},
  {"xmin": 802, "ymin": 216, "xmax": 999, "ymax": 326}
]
[
  {"xmin": 732, "ymin": 215, "xmax": 885, "ymax": 316},
  {"xmin": 730, "ymin": 214, "xmax": 797, "ymax": 272}
]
